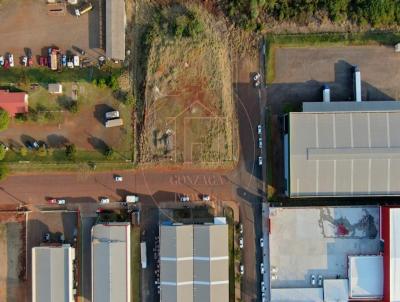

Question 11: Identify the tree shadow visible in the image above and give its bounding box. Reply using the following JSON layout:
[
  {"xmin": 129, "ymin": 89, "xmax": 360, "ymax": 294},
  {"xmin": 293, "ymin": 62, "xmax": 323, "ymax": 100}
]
[
  {"xmin": 46, "ymin": 134, "xmax": 69, "ymax": 148},
  {"xmin": 87, "ymin": 135, "xmax": 108, "ymax": 153},
  {"xmin": 93, "ymin": 104, "xmax": 115, "ymax": 124}
]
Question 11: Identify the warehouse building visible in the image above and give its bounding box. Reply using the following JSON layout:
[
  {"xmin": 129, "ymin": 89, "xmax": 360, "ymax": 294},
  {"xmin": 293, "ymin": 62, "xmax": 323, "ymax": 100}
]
[
  {"xmin": 91, "ymin": 222, "xmax": 130, "ymax": 302},
  {"xmin": 32, "ymin": 245, "xmax": 75, "ymax": 302},
  {"xmin": 284, "ymin": 100, "xmax": 400, "ymax": 197},
  {"xmin": 105, "ymin": 0, "xmax": 126, "ymax": 60},
  {"xmin": 159, "ymin": 219, "xmax": 229, "ymax": 302}
]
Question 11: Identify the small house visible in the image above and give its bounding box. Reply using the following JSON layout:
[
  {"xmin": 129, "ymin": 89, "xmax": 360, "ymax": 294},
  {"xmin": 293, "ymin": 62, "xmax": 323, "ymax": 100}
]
[
  {"xmin": 0, "ymin": 90, "xmax": 28, "ymax": 117},
  {"xmin": 48, "ymin": 83, "xmax": 63, "ymax": 94}
]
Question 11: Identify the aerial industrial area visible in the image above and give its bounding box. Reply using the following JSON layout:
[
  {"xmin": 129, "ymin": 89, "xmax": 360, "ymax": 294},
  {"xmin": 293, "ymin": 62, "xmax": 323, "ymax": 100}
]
[{"xmin": 0, "ymin": 0, "xmax": 399, "ymax": 302}]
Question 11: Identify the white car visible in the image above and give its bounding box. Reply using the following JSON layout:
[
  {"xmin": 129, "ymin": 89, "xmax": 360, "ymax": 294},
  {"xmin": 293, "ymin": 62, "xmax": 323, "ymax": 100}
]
[
  {"xmin": 258, "ymin": 156, "xmax": 262, "ymax": 166},
  {"xmin": 260, "ymin": 238, "xmax": 264, "ymax": 247},
  {"xmin": 311, "ymin": 274, "xmax": 316, "ymax": 286},
  {"xmin": 180, "ymin": 195, "xmax": 189, "ymax": 202},
  {"xmin": 239, "ymin": 224, "xmax": 243, "ymax": 234},
  {"xmin": 9, "ymin": 54, "xmax": 14, "ymax": 67},
  {"xmin": 261, "ymin": 281, "xmax": 265, "ymax": 292},
  {"xmin": 0, "ymin": 56, "xmax": 4, "ymax": 66},
  {"xmin": 114, "ymin": 175, "xmax": 123, "ymax": 182},
  {"xmin": 57, "ymin": 199, "xmax": 66, "ymax": 205},
  {"xmin": 22, "ymin": 56, "xmax": 27, "ymax": 67},
  {"xmin": 202, "ymin": 194, "xmax": 210, "ymax": 201},
  {"xmin": 318, "ymin": 275, "xmax": 323, "ymax": 286},
  {"xmin": 253, "ymin": 73, "xmax": 261, "ymax": 81},
  {"xmin": 240, "ymin": 265, "xmax": 244, "ymax": 275},
  {"xmin": 260, "ymin": 263, "xmax": 264, "ymax": 274},
  {"xmin": 258, "ymin": 137, "xmax": 262, "ymax": 149},
  {"xmin": 239, "ymin": 237, "xmax": 244, "ymax": 249},
  {"xmin": 100, "ymin": 198, "xmax": 110, "ymax": 204},
  {"xmin": 257, "ymin": 124, "xmax": 262, "ymax": 135}
]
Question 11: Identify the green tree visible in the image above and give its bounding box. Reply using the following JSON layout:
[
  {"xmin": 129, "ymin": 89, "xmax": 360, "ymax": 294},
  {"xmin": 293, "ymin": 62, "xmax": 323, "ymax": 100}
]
[
  {"xmin": 20, "ymin": 147, "xmax": 28, "ymax": 157},
  {"xmin": 65, "ymin": 144, "xmax": 76, "ymax": 160},
  {"xmin": 0, "ymin": 145, "xmax": 7, "ymax": 161},
  {"xmin": 37, "ymin": 146, "xmax": 47, "ymax": 157},
  {"xmin": 104, "ymin": 146, "xmax": 115, "ymax": 159},
  {"xmin": 0, "ymin": 109, "xmax": 10, "ymax": 132},
  {"xmin": 0, "ymin": 165, "xmax": 8, "ymax": 180}
]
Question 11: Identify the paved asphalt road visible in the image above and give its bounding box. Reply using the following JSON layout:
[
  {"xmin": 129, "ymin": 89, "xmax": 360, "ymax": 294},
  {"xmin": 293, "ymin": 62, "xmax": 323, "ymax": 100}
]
[{"xmin": 0, "ymin": 52, "xmax": 266, "ymax": 302}]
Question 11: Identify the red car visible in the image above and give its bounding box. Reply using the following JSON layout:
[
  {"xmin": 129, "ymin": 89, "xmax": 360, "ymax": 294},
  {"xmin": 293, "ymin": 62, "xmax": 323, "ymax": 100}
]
[
  {"xmin": 3, "ymin": 59, "xmax": 9, "ymax": 69},
  {"xmin": 39, "ymin": 56, "xmax": 44, "ymax": 66},
  {"xmin": 48, "ymin": 198, "xmax": 57, "ymax": 204},
  {"xmin": 28, "ymin": 57, "xmax": 33, "ymax": 67}
]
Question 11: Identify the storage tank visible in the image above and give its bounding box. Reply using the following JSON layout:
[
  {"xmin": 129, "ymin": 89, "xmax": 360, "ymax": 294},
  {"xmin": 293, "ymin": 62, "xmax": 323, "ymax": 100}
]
[{"xmin": 322, "ymin": 84, "xmax": 330, "ymax": 103}]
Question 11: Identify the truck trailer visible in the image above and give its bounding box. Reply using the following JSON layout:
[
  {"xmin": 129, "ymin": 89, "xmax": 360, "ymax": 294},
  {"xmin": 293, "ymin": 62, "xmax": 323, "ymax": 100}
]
[{"xmin": 105, "ymin": 118, "xmax": 123, "ymax": 128}]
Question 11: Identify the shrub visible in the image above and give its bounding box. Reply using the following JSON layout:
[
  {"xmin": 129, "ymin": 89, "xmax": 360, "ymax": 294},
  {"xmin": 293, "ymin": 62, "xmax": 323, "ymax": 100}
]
[
  {"xmin": 0, "ymin": 145, "xmax": 7, "ymax": 161},
  {"xmin": 37, "ymin": 146, "xmax": 48, "ymax": 157},
  {"xmin": 0, "ymin": 109, "xmax": 10, "ymax": 132},
  {"xmin": 0, "ymin": 165, "xmax": 9, "ymax": 180},
  {"xmin": 65, "ymin": 144, "xmax": 76, "ymax": 160},
  {"xmin": 20, "ymin": 147, "xmax": 28, "ymax": 157}
]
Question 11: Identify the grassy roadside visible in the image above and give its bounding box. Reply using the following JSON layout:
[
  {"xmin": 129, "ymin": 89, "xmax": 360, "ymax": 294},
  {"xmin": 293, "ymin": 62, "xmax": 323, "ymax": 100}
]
[
  {"xmin": 131, "ymin": 226, "xmax": 141, "ymax": 302},
  {"xmin": 224, "ymin": 207, "xmax": 235, "ymax": 302},
  {"xmin": 265, "ymin": 31, "xmax": 400, "ymax": 83}
]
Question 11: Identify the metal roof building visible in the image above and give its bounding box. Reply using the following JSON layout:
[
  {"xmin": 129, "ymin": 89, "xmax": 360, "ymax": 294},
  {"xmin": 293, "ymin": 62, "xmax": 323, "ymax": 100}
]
[
  {"xmin": 105, "ymin": 0, "xmax": 126, "ymax": 60},
  {"xmin": 91, "ymin": 222, "xmax": 131, "ymax": 302},
  {"xmin": 32, "ymin": 245, "xmax": 75, "ymax": 302},
  {"xmin": 160, "ymin": 222, "xmax": 229, "ymax": 302},
  {"xmin": 285, "ymin": 101, "xmax": 400, "ymax": 197}
]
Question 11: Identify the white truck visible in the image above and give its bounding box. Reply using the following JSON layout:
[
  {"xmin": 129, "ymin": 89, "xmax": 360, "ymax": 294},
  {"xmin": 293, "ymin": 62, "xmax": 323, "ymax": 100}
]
[
  {"xmin": 126, "ymin": 195, "xmax": 139, "ymax": 203},
  {"xmin": 140, "ymin": 242, "xmax": 147, "ymax": 269},
  {"xmin": 105, "ymin": 118, "xmax": 123, "ymax": 128},
  {"xmin": 105, "ymin": 111, "xmax": 120, "ymax": 119}
]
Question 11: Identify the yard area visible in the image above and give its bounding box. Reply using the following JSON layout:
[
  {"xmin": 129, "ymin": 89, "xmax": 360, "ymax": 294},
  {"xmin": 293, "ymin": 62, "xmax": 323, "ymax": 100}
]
[
  {"xmin": 266, "ymin": 43, "xmax": 400, "ymax": 196},
  {"xmin": 0, "ymin": 213, "xmax": 27, "ymax": 302},
  {"xmin": 135, "ymin": 2, "xmax": 237, "ymax": 166}
]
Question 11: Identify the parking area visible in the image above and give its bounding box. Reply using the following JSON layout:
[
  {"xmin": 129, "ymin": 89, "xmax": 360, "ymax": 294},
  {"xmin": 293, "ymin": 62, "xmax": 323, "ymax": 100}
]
[
  {"xmin": 267, "ymin": 45, "xmax": 400, "ymax": 195},
  {"xmin": 26, "ymin": 211, "xmax": 78, "ymax": 300},
  {"xmin": 269, "ymin": 206, "xmax": 381, "ymax": 288},
  {"xmin": 0, "ymin": 0, "xmax": 103, "ymax": 64}
]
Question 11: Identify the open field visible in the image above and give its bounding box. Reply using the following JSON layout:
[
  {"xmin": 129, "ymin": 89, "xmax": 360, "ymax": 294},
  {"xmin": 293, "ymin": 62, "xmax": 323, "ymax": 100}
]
[
  {"xmin": 134, "ymin": 3, "xmax": 237, "ymax": 166},
  {"xmin": 267, "ymin": 44, "xmax": 400, "ymax": 196},
  {"xmin": 0, "ymin": 213, "xmax": 27, "ymax": 302},
  {"xmin": 0, "ymin": 0, "xmax": 103, "ymax": 64}
]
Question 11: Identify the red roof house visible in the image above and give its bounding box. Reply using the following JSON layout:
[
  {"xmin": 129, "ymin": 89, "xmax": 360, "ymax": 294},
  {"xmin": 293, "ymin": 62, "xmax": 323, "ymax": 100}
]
[{"xmin": 0, "ymin": 90, "xmax": 29, "ymax": 117}]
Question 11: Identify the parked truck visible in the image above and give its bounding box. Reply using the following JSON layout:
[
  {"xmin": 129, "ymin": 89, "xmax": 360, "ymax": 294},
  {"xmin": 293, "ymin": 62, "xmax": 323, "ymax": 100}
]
[
  {"xmin": 140, "ymin": 242, "xmax": 147, "ymax": 269},
  {"xmin": 126, "ymin": 195, "xmax": 139, "ymax": 203},
  {"xmin": 105, "ymin": 111, "xmax": 120, "ymax": 119},
  {"xmin": 50, "ymin": 49, "xmax": 58, "ymax": 71},
  {"xmin": 105, "ymin": 118, "xmax": 123, "ymax": 128}
]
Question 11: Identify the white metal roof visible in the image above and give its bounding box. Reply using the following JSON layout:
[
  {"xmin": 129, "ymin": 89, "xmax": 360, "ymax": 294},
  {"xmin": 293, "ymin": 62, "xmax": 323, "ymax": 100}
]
[
  {"xmin": 105, "ymin": 0, "xmax": 126, "ymax": 60},
  {"xmin": 323, "ymin": 279, "xmax": 349, "ymax": 302},
  {"xmin": 390, "ymin": 208, "xmax": 400, "ymax": 301},
  {"xmin": 289, "ymin": 109, "xmax": 400, "ymax": 197},
  {"xmin": 91, "ymin": 223, "xmax": 130, "ymax": 302},
  {"xmin": 32, "ymin": 245, "xmax": 75, "ymax": 302},
  {"xmin": 348, "ymin": 255, "xmax": 383, "ymax": 298},
  {"xmin": 271, "ymin": 288, "xmax": 323, "ymax": 302}
]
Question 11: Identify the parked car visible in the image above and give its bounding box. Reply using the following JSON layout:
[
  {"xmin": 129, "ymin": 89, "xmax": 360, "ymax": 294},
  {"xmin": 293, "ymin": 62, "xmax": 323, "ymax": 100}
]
[
  {"xmin": 62, "ymin": 54, "xmax": 67, "ymax": 67},
  {"xmin": 258, "ymin": 137, "xmax": 262, "ymax": 149},
  {"xmin": 253, "ymin": 73, "xmax": 261, "ymax": 81},
  {"xmin": 240, "ymin": 264, "xmax": 244, "ymax": 275},
  {"xmin": 318, "ymin": 275, "xmax": 323, "ymax": 286},
  {"xmin": 48, "ymin": 198, "xmax": 57, "ymax": 204},
  {"xmin": 43, "ymin": 56, "xmax": 48, "ymax": 67},
  {"xmin": 100, "ymin": 198, "xmax": 110, "ymax": 204},
  {"xmin": 60, "ymin": 234, "xmax": 65, "ymax": 243},
  {"xmin": 311, "ymin": 274, "xmax": 316, "ymax": 286},
  {"xmin": 43, "ymin": 232, "xmax": 50, "ymax": 242},
  {"xmin": 260, "ymin": 238, "xmax": 264, "ymax": 247},
  {"xmin": 0, "ymin": 56, "xmax": 3, "ymax": 66},
  {"xmin": 257, "ymin": 124, "xmax": 262, "ymax": 135},
  {"xmin": 180, "ymin": 195, "xmax": 189, "ymax": 202},
  {"xmin": 25, "ymin": 141, "xmax": 33, "ymax": 149},
  {"xmin": 22, "ymin": 56, "xmax": 27, "ymax": 67},
  {"xmin": 3, "ymin": 59, "xmax": 9, "ymax": 69},
  {"xmin": 0, "ymin": 142, "xmax": 9, "ymax": 151},
  {"xmin": 239, "ymin": 237, "xmax": 244, "ymax": 249},
  {"xmin": 202, "ymin": 194, "xmax": 210, "ymax": 201},
  {"xmin": 239, "ymin": 224, "xmax": 243, "ymax": 234},
  {"xmin": 260, "ymin": 263, "xmax": 265, "ymax": 274},
  {"xmin": 258, "ymin": 156, "xmax": 262, "ymax": 166},
  {"xmin": 32, "ymin": 141, "xmax": 39, "ymax": 149},
  {"xmin": 8, "ymin": 54, "xmax": 14, "ymax": 67},
  {"xmin": 114, "ymin": 175, "xmax": 123, "ymax": 182},
  {"xmin": 261, "ymin": 281, "xmax": 265, "ymax": 293},
  {"xmin": 57, "ymin": 199, "xmax": 66, "ymax": 205}
]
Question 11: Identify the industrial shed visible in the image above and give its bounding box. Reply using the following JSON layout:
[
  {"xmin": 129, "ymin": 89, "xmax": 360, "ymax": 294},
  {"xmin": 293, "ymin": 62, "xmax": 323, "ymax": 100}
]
[
  {"xmin": 105, "ymin": 0, "xmax": 126, "ymax": 60},
  {"xmin": 285, "ymin": 101, "xmax": 400, "ymax": 197},
  {"xmin": 32, "ymin": 245, "xmax": 75, "ymax": 302},
  {"xmin": 159, "ymin": 221, "xmax": 229, "ymax": 302},
  {"xmin": 91, "ymin": 222, "xmax": 130, "ymax": 302}
]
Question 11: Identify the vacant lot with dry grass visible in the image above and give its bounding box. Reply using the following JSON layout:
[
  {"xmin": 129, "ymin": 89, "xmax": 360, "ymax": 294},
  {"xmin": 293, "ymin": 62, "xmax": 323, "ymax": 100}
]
[
  {"xmin": 134, "ymin": 2, "xmax": 237, "ymax": 165},
  {"xmin": 0, "ymin": 213, "xmax": 26, "ymax": 302}
]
